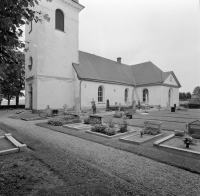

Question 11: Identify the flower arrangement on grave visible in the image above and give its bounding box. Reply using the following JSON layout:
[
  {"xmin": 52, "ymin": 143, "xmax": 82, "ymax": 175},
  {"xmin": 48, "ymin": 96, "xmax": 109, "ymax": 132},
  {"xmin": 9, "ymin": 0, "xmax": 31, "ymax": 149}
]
[
  {"xmin": 140, "ymin": 129, "xmax": 144, "ymax": 137},
  {"xmin": 183, "ymin": 135, "xmax": 193, "ymax": 148},
  {"xmin": 113, "ymin": 111, "xmax": 123, "ymax": 118}
]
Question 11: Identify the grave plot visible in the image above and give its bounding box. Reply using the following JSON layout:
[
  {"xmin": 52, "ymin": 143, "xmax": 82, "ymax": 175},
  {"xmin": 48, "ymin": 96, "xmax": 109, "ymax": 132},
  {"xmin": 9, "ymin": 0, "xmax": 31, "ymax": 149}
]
[
  {"xmin": 120, "ymin": 120, "xmax": 163, "ymax": 145},
  {"xmin": 0, "ymin": 134, "xmax": 27, "ymax": 155},
  {"xmin": 154, "ymin": 120, "xmax": 200, "ymax": 159},
  {"xmin": 63, "ymin": 123, "xmax": 93, "ymax": 131}
]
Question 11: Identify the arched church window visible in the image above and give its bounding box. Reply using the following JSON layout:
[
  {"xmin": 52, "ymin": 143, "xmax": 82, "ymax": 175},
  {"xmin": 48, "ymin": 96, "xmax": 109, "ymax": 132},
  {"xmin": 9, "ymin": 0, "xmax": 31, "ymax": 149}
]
[
  {"xmin": 55, "ymin": 9, "xmax": 64, "ymax": 31},
  {"xmin": 143, "ymin": 89, "xmax": 149, "ymax": 103},
  {"xmin": 125, "ymin": 88, "xmax": 129, "ymax": 102},
  {"xmin": 98, "ymin": 86, "xmax": 104, "ymax": 102}
]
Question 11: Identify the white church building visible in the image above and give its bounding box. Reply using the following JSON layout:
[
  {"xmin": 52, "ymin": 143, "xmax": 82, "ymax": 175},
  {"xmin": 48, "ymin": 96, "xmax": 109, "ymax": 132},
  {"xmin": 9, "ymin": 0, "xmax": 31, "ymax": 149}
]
[{"xmin": 25, "ymin": 0, "xmax": 181, "ymax": 112}]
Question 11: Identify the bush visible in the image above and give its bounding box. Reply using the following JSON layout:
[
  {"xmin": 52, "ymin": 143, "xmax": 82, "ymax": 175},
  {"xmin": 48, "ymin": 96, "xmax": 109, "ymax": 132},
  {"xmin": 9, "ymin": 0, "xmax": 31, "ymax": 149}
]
[
  {"xmin": 91, "ymin": 124, "xmax": 116, "ymax": 136},
  {"xmin": 119, "ymin": 118, "xmax": 128, "ymax": 133},
  {"xmin": 89, "ymin": 118, "xmax": 101, "ymax": 125},
  {"xmin": 180, "ymin": 103, "xmax": 200, "ymax": 109},
  {"xmin": 91, "ymin": 124, "xmax": 107, "ymax": 133},
  {"xmin": 144, "ymin": 127, "xmax": 159, "ymax": 135},
  {"xmin": 48, "ymin": 115, "xmax": 81, "ymax": 126},
  {"xmin": 188, "ymin": 103, "xmax": 200, "ymax": 109},
  {"xmin": 113, "ymin": 112, "xmax": 123, "ymax": 118},
  {"xmin": 83, "ymin": 117, "xmax": 90, "ymax": 124}
]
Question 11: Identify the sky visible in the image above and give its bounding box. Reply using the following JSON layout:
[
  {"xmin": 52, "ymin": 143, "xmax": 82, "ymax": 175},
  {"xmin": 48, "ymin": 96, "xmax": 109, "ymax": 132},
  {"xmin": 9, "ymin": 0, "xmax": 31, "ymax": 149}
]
[{"xmin": 79, "ymin": 0, "xmax": 200, "ymax": 93}]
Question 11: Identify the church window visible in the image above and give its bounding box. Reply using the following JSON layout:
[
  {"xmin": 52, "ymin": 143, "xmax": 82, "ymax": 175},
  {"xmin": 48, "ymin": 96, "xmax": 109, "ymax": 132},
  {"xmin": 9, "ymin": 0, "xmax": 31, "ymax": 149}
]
[
  {"xmin": 98, "ymin": 86, "xmax": 104, "ymax": 102},
  {"xmin": 55, "ymin": 9, "xmax": 64, "ymax": 31},
  {"xmin": 125, "ymin": 88, "xmax": 129, "ymax": 102},
  {"xmin": 143, "ymin": 89, "xmax": 149, "ymax": 103}
]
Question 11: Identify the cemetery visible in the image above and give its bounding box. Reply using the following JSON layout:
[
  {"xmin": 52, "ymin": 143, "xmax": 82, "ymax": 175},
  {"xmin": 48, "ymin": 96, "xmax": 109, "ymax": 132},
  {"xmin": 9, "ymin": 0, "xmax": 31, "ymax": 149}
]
[{"xmin": 7, "ymin": 99, "xmax": 200, "ymax": 162}]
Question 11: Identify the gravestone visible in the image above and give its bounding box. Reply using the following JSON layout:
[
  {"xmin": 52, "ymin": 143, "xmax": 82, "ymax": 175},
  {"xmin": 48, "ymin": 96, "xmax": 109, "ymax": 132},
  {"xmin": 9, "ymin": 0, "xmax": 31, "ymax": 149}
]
[
  {"xmin": 132, "ymin": 100, "xmax": 136, "ymax": 112},
  {"xmin": 45, "ymin": 105, "xmax": 52, "ymax": 117},
  {"xmin": 63, "ymin": 104, "xmax": 68, "ymax": 114},
  {"xmin": 118, "ymin": 103, "xmax": 121, "ymax": 111},
  {"xmin": 144, "ymin": 120, "xmax": 162, "ymax": 134},
  {"xmin": 188, "ymin": 120, "xmax": 200, "ymax": 136},
  {"xmin": 106, "ymin": 99, "xmax": 110, "ymax": 111}
]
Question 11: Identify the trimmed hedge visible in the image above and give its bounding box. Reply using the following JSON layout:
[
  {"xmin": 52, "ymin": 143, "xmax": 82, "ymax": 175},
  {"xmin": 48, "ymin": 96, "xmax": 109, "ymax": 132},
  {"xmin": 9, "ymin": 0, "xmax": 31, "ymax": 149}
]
[
  {"xmin": 48, "ymin": 115, "xmax": 81, "ymax": 126},
  {"xmin": 180, "ymin": 103, "xmax": 200, "ymax": 109}
]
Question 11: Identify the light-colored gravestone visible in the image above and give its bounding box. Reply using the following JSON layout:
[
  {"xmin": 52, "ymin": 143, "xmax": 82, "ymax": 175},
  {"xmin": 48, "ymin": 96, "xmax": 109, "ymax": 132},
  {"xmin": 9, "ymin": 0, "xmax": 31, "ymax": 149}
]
[
  {"xmin": 45, "ymin": 105, "xmax": 52, "ymax": 117},
  {"xmin": 132, "ymin": 100, "xmax": 136, "ymax": 112},
  {"xmin": 63, "ymin": 104, "xmax": 68, "ymax": 114},
  {"xmin": 118, "ymin": 103, "xmax": 121, "ymax": 111}
]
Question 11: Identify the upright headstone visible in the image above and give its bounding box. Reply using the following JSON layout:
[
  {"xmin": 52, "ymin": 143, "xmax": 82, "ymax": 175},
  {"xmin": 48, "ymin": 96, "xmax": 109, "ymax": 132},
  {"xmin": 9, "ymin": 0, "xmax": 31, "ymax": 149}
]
[
  {"xmin": 106, "ymin": 99, "xmax": 110, "ymax": 111},
  {"xmin": 132, "ymin": 100, "xmax": 136, "ymax": 112},
  {"xmin": 115, "ymin": 102, "xmax": 118, "ymax": 111},
  {"xmin": 188, "ymin": 120, "xmax": 200, "ymax": 136},
  {"xmin": 118, "ymin": 103, "xmax": 121, "ymax": 111},
  {"xmin": 63, "ymin": 104, "xmax": 68, "ymax": 114},
  {"xmin": 45, "ymin": 105, "xmax": 52, "ymax": 117}
]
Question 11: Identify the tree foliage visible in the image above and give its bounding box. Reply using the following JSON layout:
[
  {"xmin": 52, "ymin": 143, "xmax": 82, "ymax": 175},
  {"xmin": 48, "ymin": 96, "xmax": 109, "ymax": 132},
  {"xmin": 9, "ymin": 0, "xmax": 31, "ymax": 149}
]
[
  {"xmin": 1, "ymin": 50, "xmax": 25, "ymax": 106},
  {"xmin": 0, "ymin": 0, "xmax": 51, "ymax": 66},
  {"xmin": 193, "ymin": 86, "xmax": 200, "ymax": 100}
]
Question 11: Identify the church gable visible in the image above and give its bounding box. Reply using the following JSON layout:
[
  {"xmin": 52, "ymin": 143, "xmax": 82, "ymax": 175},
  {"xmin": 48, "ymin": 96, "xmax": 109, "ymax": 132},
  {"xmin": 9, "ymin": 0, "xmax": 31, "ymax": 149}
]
[{"xmin": 162, "ymin": 72, "xmax": 181, "ymax": 87}]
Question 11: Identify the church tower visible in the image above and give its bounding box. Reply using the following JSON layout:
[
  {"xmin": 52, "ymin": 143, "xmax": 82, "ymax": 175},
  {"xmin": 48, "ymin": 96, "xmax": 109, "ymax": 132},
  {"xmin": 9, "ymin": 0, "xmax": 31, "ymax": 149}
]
[{"xmin": 25, "ymin": 0, "xmax": 84, "ymax": 112}]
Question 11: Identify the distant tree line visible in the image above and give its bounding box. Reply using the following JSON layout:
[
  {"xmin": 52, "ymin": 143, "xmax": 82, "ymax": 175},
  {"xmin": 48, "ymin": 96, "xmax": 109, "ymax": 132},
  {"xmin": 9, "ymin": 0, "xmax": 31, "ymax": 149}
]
[{"xmin": 179, "ymin": 92, "xmax": 191, "ymax": 100}]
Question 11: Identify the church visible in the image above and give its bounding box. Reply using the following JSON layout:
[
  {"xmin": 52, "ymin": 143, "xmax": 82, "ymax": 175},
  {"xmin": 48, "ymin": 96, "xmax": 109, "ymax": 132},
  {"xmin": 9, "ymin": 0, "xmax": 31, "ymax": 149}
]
[{"xmin": 25, "ymin": 0, "xmax": 181, "ymax": 112}]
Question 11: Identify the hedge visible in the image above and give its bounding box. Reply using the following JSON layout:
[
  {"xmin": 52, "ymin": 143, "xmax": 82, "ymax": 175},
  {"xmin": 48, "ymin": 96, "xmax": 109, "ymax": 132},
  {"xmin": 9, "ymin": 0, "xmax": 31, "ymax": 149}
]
[{"xmin": 180, "ymin": 103, "xmax": 200, "ymax": 109}]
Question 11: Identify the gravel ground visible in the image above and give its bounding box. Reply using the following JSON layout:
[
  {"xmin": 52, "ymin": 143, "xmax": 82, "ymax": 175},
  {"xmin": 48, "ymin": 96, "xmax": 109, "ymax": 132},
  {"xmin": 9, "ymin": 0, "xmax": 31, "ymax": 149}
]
[{"xmin": 1, "ymin": 110, "xmax": 200, "ymax": 195}]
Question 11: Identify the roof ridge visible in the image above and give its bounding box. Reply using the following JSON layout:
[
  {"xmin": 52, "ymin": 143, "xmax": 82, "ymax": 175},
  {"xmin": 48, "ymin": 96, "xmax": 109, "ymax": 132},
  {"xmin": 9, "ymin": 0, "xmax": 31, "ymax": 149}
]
[{"xmin": 79, "ymin": 50, "xmax": 130, "ymax": 67}]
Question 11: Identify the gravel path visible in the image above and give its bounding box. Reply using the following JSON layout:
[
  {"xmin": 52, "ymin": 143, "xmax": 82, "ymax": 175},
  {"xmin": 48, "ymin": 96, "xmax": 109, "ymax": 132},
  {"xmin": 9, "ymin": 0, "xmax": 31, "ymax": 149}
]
[{"xmin": 1, "ymin": 111, "xmax": 200, "ymax": 196}]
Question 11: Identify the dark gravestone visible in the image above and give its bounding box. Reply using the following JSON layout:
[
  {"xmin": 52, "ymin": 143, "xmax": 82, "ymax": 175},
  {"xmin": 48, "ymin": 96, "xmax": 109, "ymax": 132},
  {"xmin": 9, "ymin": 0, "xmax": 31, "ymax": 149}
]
[
  {"xmin": 188, "ymin": 120, "xmax": 200, "ymax": 136},
  {"xmin": 106, "ymin": 100, "xmax": 110, "ymax": 111},
  {"xmin": 171, "ymin": 107, "xmax": 175, "ymax": 112},
  {"xmin": 174, "ymin": 104, "xmax": 176, "ymax": 109}
]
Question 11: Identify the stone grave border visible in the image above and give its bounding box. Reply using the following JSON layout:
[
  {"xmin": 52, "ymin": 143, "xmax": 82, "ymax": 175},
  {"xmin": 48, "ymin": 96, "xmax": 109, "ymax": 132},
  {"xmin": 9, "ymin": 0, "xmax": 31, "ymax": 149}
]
[
  {"xmin": 85, "ymin": 129, "xmax": 137, "ymax": 139},
  {"xmin": 154, "ymin": 133, "xmax": 200, "ymax": 160},
  {"xmin": 119, "ymin": 132, "xmax": 163, "ymax": 145},
  {"xmin": 0, "ymin": 133, "xmax": 27, "ymax": 156}
]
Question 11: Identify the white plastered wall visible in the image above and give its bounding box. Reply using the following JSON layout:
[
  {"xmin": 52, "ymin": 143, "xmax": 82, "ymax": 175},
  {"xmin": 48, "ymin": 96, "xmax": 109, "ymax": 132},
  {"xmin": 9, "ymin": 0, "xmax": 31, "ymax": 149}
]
[
  {"xmin": 25, "ymin": 0, "xmax": 81, "ymax": 111},
  {"xmin": 80, "ymin": 80, "xmax": 134, "ymax": 109},
  {"xmin": 161, "ymin": 86, "xmax": 179, "ymax": 107},
  {"xmin": 134, "ymin": 85, "xmax": 179, "ymax": 107},
  {"xmin": 135, "ymin": 86, "xmax": 162, "ymax": 106}
]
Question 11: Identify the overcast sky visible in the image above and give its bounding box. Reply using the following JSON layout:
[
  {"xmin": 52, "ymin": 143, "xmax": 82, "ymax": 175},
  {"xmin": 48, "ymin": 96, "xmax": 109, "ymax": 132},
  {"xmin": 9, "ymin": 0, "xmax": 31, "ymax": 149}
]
[{"xmin": 79, "ymin": 0, "xmax": 200, "ymax": 93}]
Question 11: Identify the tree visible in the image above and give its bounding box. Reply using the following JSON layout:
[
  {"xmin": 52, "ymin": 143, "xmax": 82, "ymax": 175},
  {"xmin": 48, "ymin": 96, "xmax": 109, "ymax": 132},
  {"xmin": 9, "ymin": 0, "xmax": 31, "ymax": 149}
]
[
  {"xmin": 1, "ymin": 50, "xmax": 25, "ymax": 106},
  {"xmin": 0, "ymin": 0, "xmax": 51, "ymax": 66},
  {"xmin": 193, "ymin": 86, "xmax": 200, "ymax": 100},
  {"xmin": 186, "ymin": 92, "xmax": 191, "ymax": 100}
]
